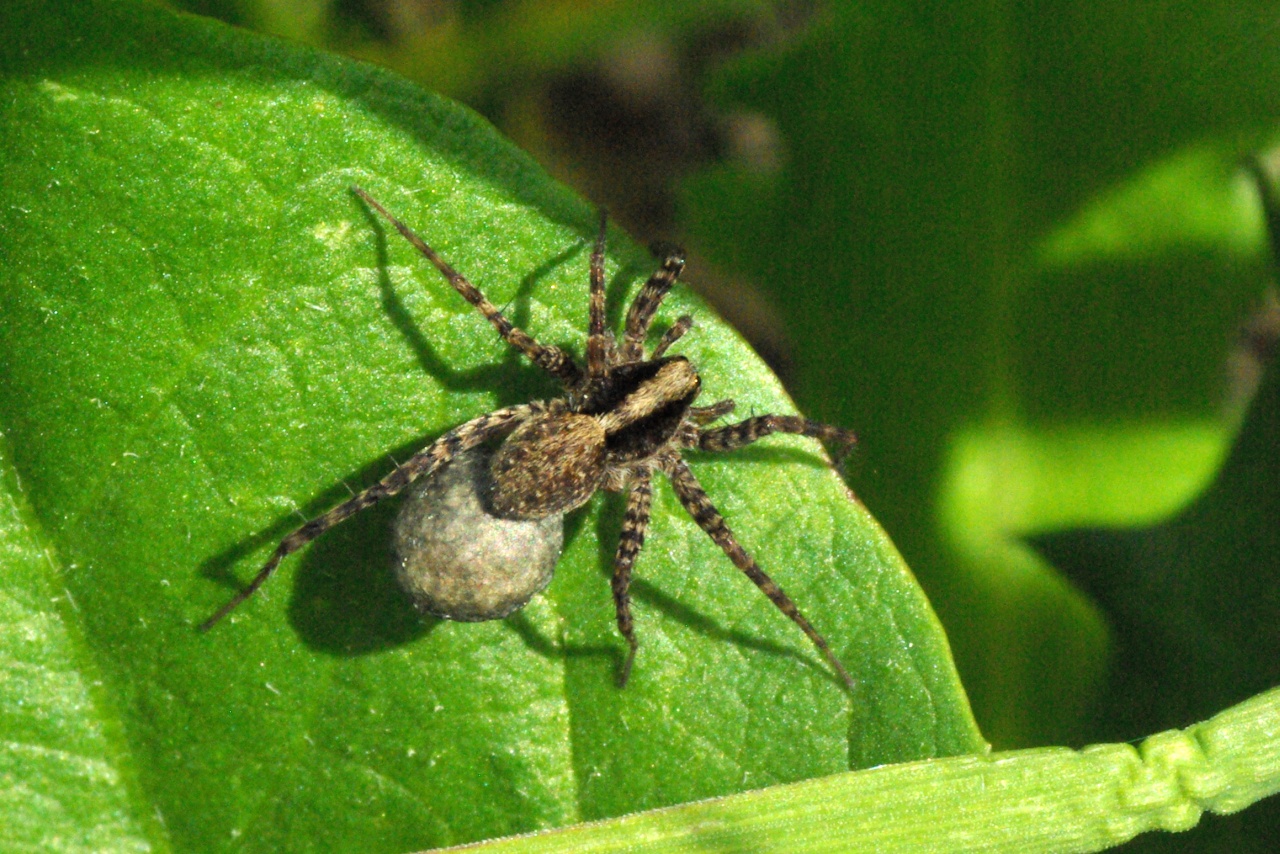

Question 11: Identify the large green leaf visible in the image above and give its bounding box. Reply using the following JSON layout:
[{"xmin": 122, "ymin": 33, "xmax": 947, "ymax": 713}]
[{"xmin": 0, "ymin": 1, "xmax": 981, "ymax": 850}]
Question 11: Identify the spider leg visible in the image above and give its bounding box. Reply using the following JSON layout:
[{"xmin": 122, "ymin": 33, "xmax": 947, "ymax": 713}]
[
  {"xmin": 689, "ymin": 398, "xmax": 736, "ymax": 425},
  {"xmin": 199, "ymin": 403, "xmax": 538, "ymax": 631},
  {"xmin": 675, "ymin": 401, "xmax": 736, "ymax": 448},
  {"xmin": 353, "ymin": 186, "xmax": 582, "ymax": 387},
  {"xmin": 664, "ymin": 458, "xmax": 855, "ymax": 692},
  {"xmin": 612, "ymin": 470, "xmax": 653, "ymax": 686},
  {"xmin": 586, "ymin": 208, "xmax": 611, "ymax": 378},
  {"xmin": 620, "ymin": 247, "xmax": 686, "ymax": 361},
  {"xmin": 650, "ymin": 314, "xmax": 693, "ymax": 359},
  {"xmin": 699, "ymin": 415, "xmax": 857, "ymax": 465}
]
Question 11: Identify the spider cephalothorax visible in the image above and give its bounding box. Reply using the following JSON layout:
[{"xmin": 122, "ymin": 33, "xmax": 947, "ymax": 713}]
[{"xmin": 202, "ymin": 186, "xmax": 858, "ymax": 690}]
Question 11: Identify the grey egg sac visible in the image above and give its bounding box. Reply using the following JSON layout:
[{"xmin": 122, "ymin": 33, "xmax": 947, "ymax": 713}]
[{"xmin": 391, "ymin": 444, "xmax": 564, "ymax": 621}]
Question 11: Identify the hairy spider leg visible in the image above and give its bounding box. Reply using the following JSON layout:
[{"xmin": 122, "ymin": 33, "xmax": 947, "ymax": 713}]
[
  {"xmin": 352, "ymin": 186, "xmax": 582, "ymax": 387},
  {"xmin": 689, "ymin": 398, "xmax": 736, "ymax": 425},
  {"xmin": 650, "ymin": 314, "xmax": 694, "ymax": 359},
  {"xmin": 620, "ymin": 248, "xmax": 686, "ymax": 362},
  {"xmin": 586, "ymin": 208, "xmax": 611, "ymax": 378},
  {"xmin": 611, "ymin": 471, "xmax": 654, "ymax": 686},
  {"xmin": 199, "ymin": 404, "xmax": 538, "ymax": 631},
  {"xmin": 664, "ymin": 458, "xmax": 856, "ymax": 692},
  {"xmin": 700, "ymin": 415, "xmax": 858, "ymax": 465}
]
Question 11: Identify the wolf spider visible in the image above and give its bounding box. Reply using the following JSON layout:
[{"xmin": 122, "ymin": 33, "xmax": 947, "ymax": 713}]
[{"xmin": 201, "ymin": 185, "xmax": 858, "ymax": 690}]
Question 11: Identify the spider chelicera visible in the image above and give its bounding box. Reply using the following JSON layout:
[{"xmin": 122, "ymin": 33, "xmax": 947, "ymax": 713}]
[{"xmin": 201, "ymin": 186, "xmax": 858, "ymax": 690}]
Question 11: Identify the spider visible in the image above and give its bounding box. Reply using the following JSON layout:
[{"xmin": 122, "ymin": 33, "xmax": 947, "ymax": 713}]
[{"xmin": 201, "ymin": 185, "xmax": 858, "ymax": 691}]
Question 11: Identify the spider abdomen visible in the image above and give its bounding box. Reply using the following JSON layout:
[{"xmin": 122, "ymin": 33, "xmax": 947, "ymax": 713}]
[{"xmin": 489, "ymin": 412, "xmax": 607, "ymax": 519}]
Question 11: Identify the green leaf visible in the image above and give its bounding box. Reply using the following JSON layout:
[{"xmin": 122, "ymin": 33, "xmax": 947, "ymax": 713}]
[
  {"xmin": 0, "ymin": 1, "xmax": 982, "ymax": 850},
  {"xmin": 0, "ymin": 436, "xmax": 154, "ymax": 852}
]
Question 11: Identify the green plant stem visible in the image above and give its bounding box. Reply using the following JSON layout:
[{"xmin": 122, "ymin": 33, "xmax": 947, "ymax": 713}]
[{"xmin": 455, "ymin": 685, "xmax": 1280, "ymax": 853}]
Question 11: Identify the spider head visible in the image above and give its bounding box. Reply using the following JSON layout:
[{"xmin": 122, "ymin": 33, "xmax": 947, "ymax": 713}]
[
  {"xmin": 591, "ymin": 356, "xmax": 700, "ymax": 462},
  {"xmin": 488, "ymin": 357, "xmax": 701, "ymax": 520}
]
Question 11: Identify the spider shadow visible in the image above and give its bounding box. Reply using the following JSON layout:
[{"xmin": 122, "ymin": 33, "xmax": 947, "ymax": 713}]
[
  {"xmin": 288, "ymin": 485, "xmax": 433, "ymax": 655},
  {"xmin": 497, "ymin": 504, "xmax": 619, "ymax": 667},
  {"xmin": 356, "ymin": 194, "xmax": 587, "ymax": 407},
  {"xmin": 590, "ymin": 479, "xmax": 836, "ymax": 684},
  {"xmin": 197, "ymin": 435, "xmax": 454, "ymax": 655}
]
